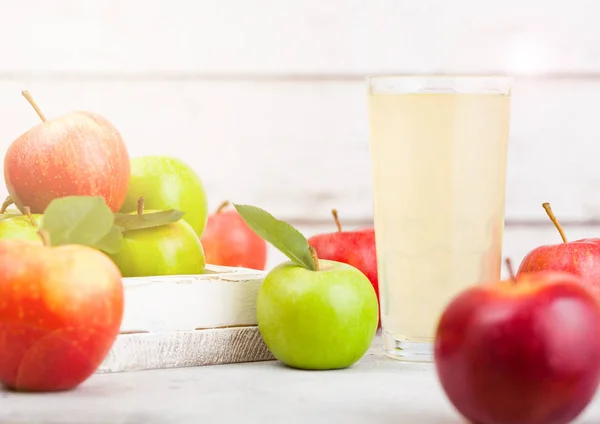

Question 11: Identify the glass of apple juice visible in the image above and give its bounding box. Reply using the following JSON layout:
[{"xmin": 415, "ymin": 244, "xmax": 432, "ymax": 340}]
[{"xmin": 366, "ymin": 75, "xmax": 513, "ymax": 362}]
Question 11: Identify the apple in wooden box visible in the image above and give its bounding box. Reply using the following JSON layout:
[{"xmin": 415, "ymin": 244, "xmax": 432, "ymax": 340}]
[{"xmin": 4, "ymin": 91, "xmax": 130, "ymax": 214}]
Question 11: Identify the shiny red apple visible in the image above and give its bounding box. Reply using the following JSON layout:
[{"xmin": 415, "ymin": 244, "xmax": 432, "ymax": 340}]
[
  {"xmin": 0, "ymin": 236, "xmax": 124, "ymax": 392},
  {"xmin": 4, "ymin": 91, "xmax": 130, "ymax": 214},
  {"xmin": 435, "ymin": 261, "xmax": 600, "ymax": 424},
  {"xmin": 517, "ymin": 202, "xmax": 600, "ymax": 298},
  {"xmin": 200, "ymin": 201, "xmax": 267, "ymax": 270},
  {"xmin": 307, "ymin": 209, "xmax": 379, "ymax": 326}
]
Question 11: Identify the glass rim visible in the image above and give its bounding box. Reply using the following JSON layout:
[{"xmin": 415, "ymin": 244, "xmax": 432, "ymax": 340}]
[
  {"xmin": 365, "ymin": 74, "xmax": 514, "ymax": 81},
  {"xmin": 366, "ymin": 74, "xmax": 513, "ymax": 95}
]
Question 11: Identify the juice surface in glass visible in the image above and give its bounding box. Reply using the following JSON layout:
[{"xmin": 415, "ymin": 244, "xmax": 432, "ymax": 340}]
[{"xmin": 367, "ymin": 76, "xmax": 512, "ymax": 362}]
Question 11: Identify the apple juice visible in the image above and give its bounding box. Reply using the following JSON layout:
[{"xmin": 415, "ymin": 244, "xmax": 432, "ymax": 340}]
[{"xmin": 367, "ymin": 76, "xmax": 512, "ymax": 362}]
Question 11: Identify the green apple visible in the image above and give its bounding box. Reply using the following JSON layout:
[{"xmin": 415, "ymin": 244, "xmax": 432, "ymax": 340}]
[
  {"xmin": 257, "ymin": 259, "xmax": 379, "ymax": 370},
  {"xmin": 232, "ymin": 203, "xmax": 380, "ymax": 370},
  {"xmin": 0, "ymin": 213, "xmax": 44, "ymax": 242},
  {"xmin": 120, "ymin": 156, "xmax": 209, "ymax": 237},
  {"xmin": 107, "ymin": 210, "xmax": 206, "ymax": 278}
]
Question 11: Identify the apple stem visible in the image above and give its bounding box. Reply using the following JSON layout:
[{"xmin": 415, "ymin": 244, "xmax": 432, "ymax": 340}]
[
  {"xmin": 542, "ymin": 202, "xmax": 567, "ymax": 243},
  {"xmin": 137, "ymin": 197, "xmax": 145, "ymax": 218},
  {"xmin": 331, "ymin": 209, "xmax": 342, "ymax": 232},
  {"xmin": 22, "ymin": 90, "xmax": 47, "ymax": 122},
  {"xmin": 309, "ymin": 246, "xmax": 320, "ymax": 271},
  {"xmin": 505, "ymin": 258, "xmax": 517, "ymax": 283},
  {"xmin": 216, "ymin": 201, "xmax": 230, "ymax": 214},
  {"xmin": 37, "ymin": 229, "xmax": 51, "ymax": 247},
  {"xmin": 0, "ymin": 196, "xmax": 13, "ymax": 214},
  {"xmin": 23, "ymin": 206, "xmax": 38, "ymax": 228}
]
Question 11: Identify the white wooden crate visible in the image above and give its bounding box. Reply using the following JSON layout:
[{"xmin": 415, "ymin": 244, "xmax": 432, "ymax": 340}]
[{"xmin": 97, "ymin": 265, "xmax": 275, "ymax": 373}]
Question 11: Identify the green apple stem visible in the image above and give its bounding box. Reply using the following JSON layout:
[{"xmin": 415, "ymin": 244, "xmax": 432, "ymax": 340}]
[
  {"xmin": 137, "ymin": 197, "xmax": 145, "ymax": 218},
  {"xmin": 23, "ymin": 206, "xmax": 38, "ymax": 228},
  {"xmin": 309, "ymin": 246, "xmax": 320, "ymax": 271},
  {"xmin": 505, "ymin": 258, "xmax": 516, "ymax": 283},
  {"xmin": 542, "ymin": 202, "xmax": 567, "ymax": 243},
  {"xmin": 0, "ymin": 196, "xmax": 13, "ymax": 214},
  {"xmin": 37, "ymin": 229, "xmax": 51, "ymax": 247},
  {"xmin": 331, "ymin": 209, "xmax": 342, "ymax": 232},
  {"xmin": 22, "ymin": 90, "xmax": 47, "ymax": 122},
  {"xmin": 216, "ymin": 201, "xmax": 230, "ymax": 214}
]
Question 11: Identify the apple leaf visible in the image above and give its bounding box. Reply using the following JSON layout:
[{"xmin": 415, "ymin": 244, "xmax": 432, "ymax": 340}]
[
  {"xmin": 113, "ymin": 209, "xmax": 185, "ymax": 231},
  {"xmin": 93, "ymin": 225, "xmax": 124, "ymax": 254},
  {"xmin": 233, "ymin": 203, "xmax": 316, "ymax": 271},
  {"xmin": 40, "ymin": 196, "xmax": 115, "ymax": 248}
]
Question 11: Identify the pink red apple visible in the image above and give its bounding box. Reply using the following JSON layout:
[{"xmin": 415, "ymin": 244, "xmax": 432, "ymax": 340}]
[
  {"xmin": 0, "ymin": 237, "xmax": 124, "ymax": 392},
  {"xmin": 435, "ymin": 263, "xmax": 600, "ymax": 424},
  {"xmin": 517, "ymin": 202, "xmax": 600, "ymax": 298},
  {"xmin": 4, "ymin": 91, "xmax": 130, "ymax": 213},
  {"xmin": 200, "ymin": 201, "xmax": 267, "ymax": 270},
  {"xmin": 307, "ymin": 209, "xmax": 379, "ymax": 326}
]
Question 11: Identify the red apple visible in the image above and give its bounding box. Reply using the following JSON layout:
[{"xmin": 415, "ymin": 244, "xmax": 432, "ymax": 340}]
[
  {"xmin": 517, "ymin": 202, "xmax": 600, "ymax": 298},
  {"xmin": 307, "ymin": 209, "xmax": 379, "ymax": 326},
  {"xmin": 0, "ymin": 235, "xmax": 124, "ymax": 392},
  {"xmin": 4, "ymin": 91, "xmax": 130, "ymax": 214},
  {"xmin": 435, "ymin": 261, "xmax": 600, "ymax": 424},
  {"xmin": 200, "ymin": 201, "xmax": 267, "ymax": 270}
]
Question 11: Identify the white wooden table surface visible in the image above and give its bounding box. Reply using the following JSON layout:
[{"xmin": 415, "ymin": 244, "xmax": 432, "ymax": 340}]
[{"xmin": 2, "ymin": 334, "xmax": 600, "ymax": 424}]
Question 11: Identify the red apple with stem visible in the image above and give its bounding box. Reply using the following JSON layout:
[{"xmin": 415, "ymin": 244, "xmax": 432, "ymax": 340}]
[
  {"xmin": 200, "ymin": 201, "xmax": 268, "ymax": 270},
  {"xmin": 307, "ymin": 209, "xmax": 379, "ymax": 326},
  {"xmin": 4, "ymin": 90, "xmax": 130, "ymax": 213},
  {"xmin": 516, "ymin": 202, "xmax": 600, "ymax": 298},
  {"xmin": 0, "ymin": 230, "xmax": 124, "ymax": 392},
  {"xmin": 435, "ymin": 258, "xmax": 600, "ymax": 424}
]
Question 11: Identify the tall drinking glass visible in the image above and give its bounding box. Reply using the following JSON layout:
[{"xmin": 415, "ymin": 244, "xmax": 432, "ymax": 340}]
[{"xmin": 367, "ymin": 75, "xmax": 512, "ymax": 362}]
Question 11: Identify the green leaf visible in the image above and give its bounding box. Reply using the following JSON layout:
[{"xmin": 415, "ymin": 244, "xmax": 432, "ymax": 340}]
[
  {"xmin": 233, "ymin": 203, "xmax": 316, "ymax": 271},
  {"xmin": 40, "ymin": 196, "xmax": 115, "ymax": 247},
  {"xmin": 114, "ymin": 209, "xmax": 185, "ymax": 231},
  {"xmin": 93, "ymin": 225, "xmax": 124, "ymax": 254}
]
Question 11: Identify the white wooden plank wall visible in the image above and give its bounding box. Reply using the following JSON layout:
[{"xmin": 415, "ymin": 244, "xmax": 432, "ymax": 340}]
[{"xmin": 0, "ymin": 0, "xmax": 599, "ymax": 271}]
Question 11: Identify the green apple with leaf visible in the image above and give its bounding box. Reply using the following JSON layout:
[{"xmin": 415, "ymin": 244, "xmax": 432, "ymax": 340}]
[
  {"xmin": 108, "ymin": 197, "xmax": 205, "ymax": 277},
  {"xmin": 235, "ymin": 204, "xmax": 379, "ymax": 370},
  {"xmin": 0, "ymin": 195, "xmax": 120, "ymax": 249},
  {"xmin": 0, "ymin": 207, "xmax": 44, "ymax": 242},
  {"xmin": 120, "ymin": 156, "xmax": 209, "ymax": 238}
]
